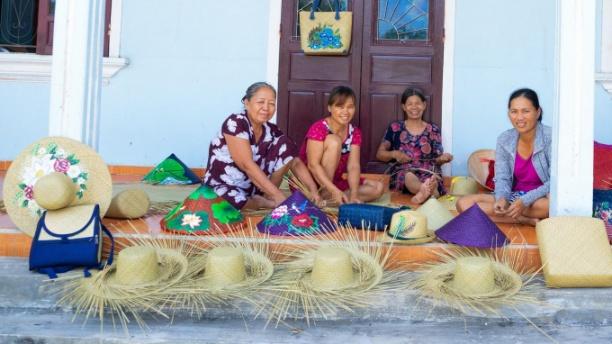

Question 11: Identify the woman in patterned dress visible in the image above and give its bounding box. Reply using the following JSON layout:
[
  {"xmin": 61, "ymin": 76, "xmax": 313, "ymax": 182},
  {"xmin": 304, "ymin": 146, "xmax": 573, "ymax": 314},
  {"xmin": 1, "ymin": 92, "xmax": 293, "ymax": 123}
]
[
  {"xmin": 376, "ymin": 88, "xmax": 453, "ymax": 204},
  {"xmin": 299, "ymin": 86, "xmax": 384, "ymax": 205},
  {"xmin": 203, "ymin": 82, "xmax": 321, "ymax": 210}
]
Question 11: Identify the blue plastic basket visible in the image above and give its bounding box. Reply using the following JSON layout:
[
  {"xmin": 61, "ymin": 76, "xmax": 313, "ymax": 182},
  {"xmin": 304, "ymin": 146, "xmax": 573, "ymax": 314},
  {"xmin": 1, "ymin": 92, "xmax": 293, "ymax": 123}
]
[{"xmin": 338, "ymin": 204, "xmax": 409, "ymax": 231}]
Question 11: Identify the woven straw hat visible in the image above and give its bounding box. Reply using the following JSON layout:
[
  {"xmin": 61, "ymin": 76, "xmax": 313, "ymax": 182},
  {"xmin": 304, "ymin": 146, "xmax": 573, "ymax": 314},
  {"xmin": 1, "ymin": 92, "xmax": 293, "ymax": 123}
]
[
  {"xmin": 106, "ymin": 188, "xmax": 151, "ymax": 219},
  {"xmin": 467, "ymin": 149, "xmax": 495, "ymax": 191},
  {"xmin": 102, "ymin": 245, "xmax": 188, "ymax": 289},
  {"xmin": 415, "ymin": 198, "xmax": 455, "ymax": 230},
  {"xmin": 33, "ymin": 172, "xmax": 77, "ymax": 210},
  {"xmin": 421, "ymin": 255, "xmax": 522, "ymax": 299},
  {"xmin": 302, "ymin": 247, "xmax": 359, "ymax": 291},
  {"xmin": 381, "ymin": 210, "xmax": 435, "ymax": 245},
  {"xmin": 3, "ymin": 137, "xmax": 112, "ymax": 236},
  {"xmin": 536, "ymin": 216, "xmax": 612, "ymax": 287},
  {"xmin": 449, "ymin": 176, "xmax": 479, "ymax": 196}
]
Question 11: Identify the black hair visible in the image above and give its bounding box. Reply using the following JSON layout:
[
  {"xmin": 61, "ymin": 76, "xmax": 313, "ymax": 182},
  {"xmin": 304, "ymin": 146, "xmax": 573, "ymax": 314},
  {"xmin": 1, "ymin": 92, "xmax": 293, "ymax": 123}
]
[
  {"xmin": 328, "ymin": 85, "xmax": 356, "ymax": 106},
  {"xmin": 401, "ymin": 87, "xmax": 426, "ymax": 104},
  {"xmin": 508, "ymin": 88, "xmax": 543, "ymax": 122},
  {"xmin": 242, "ymin": 82, "xmax": 276, "ymax": 102}
]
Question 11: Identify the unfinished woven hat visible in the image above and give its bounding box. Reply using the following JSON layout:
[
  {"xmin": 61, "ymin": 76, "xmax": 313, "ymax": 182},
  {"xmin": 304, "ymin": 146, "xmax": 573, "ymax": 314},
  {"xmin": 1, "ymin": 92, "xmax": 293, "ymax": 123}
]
[
  {"xmin": 257, "ymin": 191, "xmax": 335, "ymax": 236},
  {"xmin": 410, "ymin": 250, "xmax": 527, "ymax": 315},
  {"xmin": 161, "ymin": 185, "xmax": 243, "ymax": 234},
  {"xmin": 435, "ymin": 204, "xmax": 508, "ymax": 248},
  {"xmin": 3, "ymin": 137, "xmax": 112, "ymax": 236},
  {"xmin": 467, "ymin": 149, "xmax": 495, "ymax": 191},
  {"xmin": 536, "ymin": 216, "xmax": 612, "ymax": 287},
  {"xmin": 415, "ymin": 198, "xmax": 455, "ymax": 230},
  {"xmin": 449, "ymin": 176, "xmax": 480, "ymax": 196},
  {"xmin": 105, "ymin": 188, "xmax": 150, "ymax": 219},
  {"xmin": 381, "ymin": 210, "xmax": 435, "ymax": 245},
  {"xmin": 142, "ymin": 153, "xmax": 200, "ymax": 185}
]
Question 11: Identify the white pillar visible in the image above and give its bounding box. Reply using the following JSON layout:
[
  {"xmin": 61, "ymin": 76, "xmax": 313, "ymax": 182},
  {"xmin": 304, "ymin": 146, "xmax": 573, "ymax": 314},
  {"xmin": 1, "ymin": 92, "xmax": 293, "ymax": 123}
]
[
  {"xmin": 48, "ymin": 0, "xmax": 106, "ymax": 148},
  {"xmin": 550, "ymin": 0, "xmax": 596, "ymax": 216}
]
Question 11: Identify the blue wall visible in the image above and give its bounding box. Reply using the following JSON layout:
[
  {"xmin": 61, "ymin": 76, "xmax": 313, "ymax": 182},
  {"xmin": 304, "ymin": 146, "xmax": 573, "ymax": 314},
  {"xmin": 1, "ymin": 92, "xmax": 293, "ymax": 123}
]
[
  {"xmin": 595, "ymin": 0, "xmax": 612, "ymax": 145},
  {"xmin": 450, "ymin": 0, "xmax": 556, "ymax": 175}
]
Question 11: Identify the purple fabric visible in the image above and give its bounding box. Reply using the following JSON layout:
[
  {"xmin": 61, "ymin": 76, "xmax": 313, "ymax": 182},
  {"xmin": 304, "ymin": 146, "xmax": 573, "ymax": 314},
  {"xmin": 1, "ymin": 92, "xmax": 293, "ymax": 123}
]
[
  {"xmin": 256, "ymin": 191, "xmax": 335, "ymax": 236},
  {"xmin": 435, "ymin": 204, "xmax": 508, "ymax": 248}
]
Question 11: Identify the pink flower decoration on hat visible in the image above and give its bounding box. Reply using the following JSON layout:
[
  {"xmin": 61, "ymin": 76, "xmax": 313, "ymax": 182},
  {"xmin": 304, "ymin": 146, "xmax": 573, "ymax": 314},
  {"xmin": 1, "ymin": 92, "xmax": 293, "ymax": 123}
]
[
  {"xmin": 291, "ymin": 214, "xmax": 314, "ymax": 228},
  {"xmin": 24, "ymin": 185, "xmax": 34, "ymax": 200},
  {"xmin": 53, "ymin": 158, "xmax": 70, "ymax": 173}
]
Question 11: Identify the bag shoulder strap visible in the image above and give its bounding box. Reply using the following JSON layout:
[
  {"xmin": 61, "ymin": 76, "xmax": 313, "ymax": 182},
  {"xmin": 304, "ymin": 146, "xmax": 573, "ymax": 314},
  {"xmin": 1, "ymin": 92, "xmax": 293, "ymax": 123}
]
[{"xmin": 310, "ymin": 0, "xmax": 341, "ymax": 20}]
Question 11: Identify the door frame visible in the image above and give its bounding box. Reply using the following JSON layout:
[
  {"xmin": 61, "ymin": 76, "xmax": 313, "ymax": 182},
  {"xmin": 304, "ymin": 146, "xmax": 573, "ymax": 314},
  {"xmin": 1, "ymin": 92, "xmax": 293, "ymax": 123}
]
[{"xmin": 266, "ymin": 0, "xmax": 456, "ymax": 175}]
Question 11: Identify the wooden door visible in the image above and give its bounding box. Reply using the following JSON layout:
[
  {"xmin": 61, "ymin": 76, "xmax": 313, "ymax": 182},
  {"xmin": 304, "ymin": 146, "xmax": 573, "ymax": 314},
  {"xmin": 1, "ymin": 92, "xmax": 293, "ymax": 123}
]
[{"xmin": 277, "ymin": 0, "xmax": 444, "ymax": 170}]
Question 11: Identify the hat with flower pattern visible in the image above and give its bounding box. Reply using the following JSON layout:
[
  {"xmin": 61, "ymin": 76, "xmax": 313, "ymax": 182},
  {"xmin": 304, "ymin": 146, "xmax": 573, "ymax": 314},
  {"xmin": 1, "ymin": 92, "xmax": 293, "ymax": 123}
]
[
  {"xmin": 2, "ymin": 137, "xmax": 112, "ymax": 236},
  {"xmin": 161, "ymin": 185, "xmax": 243, "ymax": 234},
  {"xmin": 142, "ymin": 154, "xmax": 200, "ymax": 185},
  {"xmin": 257, "ymin": 191, "xmax": 335, "ymax": 236}
]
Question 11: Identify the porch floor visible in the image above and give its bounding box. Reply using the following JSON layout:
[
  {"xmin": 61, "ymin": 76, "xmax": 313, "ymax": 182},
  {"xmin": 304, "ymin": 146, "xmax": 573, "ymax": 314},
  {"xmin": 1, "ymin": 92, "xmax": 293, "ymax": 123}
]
[{"xmin": 0, "ymin": 169, "xmax": 544, "ymax": 272}]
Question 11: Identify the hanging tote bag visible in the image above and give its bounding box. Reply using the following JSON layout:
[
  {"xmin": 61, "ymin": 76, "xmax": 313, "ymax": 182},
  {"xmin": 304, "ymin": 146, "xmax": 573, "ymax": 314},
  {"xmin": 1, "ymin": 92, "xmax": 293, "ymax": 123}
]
[
  {"xmin": 299, "ymin": 0, "xmax": 352, "ymax": 55},
  {"xmin": 29, "ymin": 204, "xmax": 114, "ymax": 279}
]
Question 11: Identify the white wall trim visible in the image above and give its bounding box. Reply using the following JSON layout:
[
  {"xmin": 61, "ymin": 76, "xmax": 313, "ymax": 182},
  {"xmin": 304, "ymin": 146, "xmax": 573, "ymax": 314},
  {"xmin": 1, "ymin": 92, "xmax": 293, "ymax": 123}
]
[
  {"xmin": 0, "ymin": 54, "xmax": 127, "ymax": 83},
  {"xmin": 441, "ymin": 0, "xmax": 455, "ymax": 176},
  {"xmin": 0, "ymin": 0, "xmax": 127, "ymax": 84},
  {"xmin": 599, "ymin": 0, "xmax": 612, "ymax": 95}
]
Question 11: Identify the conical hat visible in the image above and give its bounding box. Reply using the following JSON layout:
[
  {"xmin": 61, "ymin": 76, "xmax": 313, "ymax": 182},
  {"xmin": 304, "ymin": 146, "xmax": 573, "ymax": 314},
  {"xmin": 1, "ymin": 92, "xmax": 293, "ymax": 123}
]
[
  {"xmin": 449, "ymin": 176, "xmax": 479, "ymax": 196},
  {"xmin": 468, "ymin": 149, "xmax": 495, "ymax": 191},
  {"xmin": 415, "ymin": 198, "xmax": 455, "ymax": 230},
  {"xmin": 161, "ymin": 185, "xmax": 243, "ymax": 234},
  {"xmin": 2, "ymin": 137, "xmax": 112, "ymax": 236},
  {"xmin": 142, "ymin": 153, "xmax": 200, "ymax": 185},
  {"xmin": 435, "ymin": 204, "xmax": 508, "ymax": 248},
  {"xmin": 257, "ymin": 191, "xmax": 335, "ymax": 236}
]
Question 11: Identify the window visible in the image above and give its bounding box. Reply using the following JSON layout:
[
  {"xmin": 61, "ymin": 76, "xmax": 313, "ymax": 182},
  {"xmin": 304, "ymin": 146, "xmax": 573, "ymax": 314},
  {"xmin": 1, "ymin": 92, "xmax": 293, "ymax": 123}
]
[
  {"xmin": 0, "ymin": 0, "xmax": 126, "ymax": 82},
  {"xmin": 597, "ymin": 0, "xmax": 612, "ymax": 94}
]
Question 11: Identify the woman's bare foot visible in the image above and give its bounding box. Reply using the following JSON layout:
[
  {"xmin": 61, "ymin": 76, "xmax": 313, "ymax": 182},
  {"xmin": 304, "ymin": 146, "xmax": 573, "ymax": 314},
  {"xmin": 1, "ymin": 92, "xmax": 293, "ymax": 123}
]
[
  {"xmin": 243, "ymin": 194, "xmax": 276, "ymax": 209},
  {"xmin": 412, "ymin": 179, "xmax": 433, "ymax": 204}
]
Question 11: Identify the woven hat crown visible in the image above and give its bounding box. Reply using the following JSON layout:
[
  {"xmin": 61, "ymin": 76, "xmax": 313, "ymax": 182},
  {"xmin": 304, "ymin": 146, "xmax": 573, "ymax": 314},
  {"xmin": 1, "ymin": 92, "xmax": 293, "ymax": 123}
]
[
  {"xmin": 203, "ymin": 247, "xmax": 247, "ymax": 288},
  {"xmin": 33, "ymin": 172, "xmax": 76, "ymax": 210},
  {"xmin": 114, "ymin": 246, "xmax": 160, "ymax": 286},
  {"xmin": 310, "ymin": 247, "xmax": 355, "ymax": 290},
  {"xmin": 450, "ymin": 257, "xmax": 496, "ymax": 296},
  {"xmin": 388, "ymin": 210, "xmax": 428, "ymax": 239}
]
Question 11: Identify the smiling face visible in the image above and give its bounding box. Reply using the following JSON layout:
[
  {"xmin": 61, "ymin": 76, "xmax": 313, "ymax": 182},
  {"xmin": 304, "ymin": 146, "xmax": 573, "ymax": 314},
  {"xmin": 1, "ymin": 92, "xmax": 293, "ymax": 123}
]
[
  {"xmin": 328, "ymin": 96, "xmax": 356, "ymax": 126},
  {"xmin": 244, "ymin": 87, "xmax": 276, "ymax": 126},
  {"xmin": 508, "ymin": 96, "xmax": 541, "ymax": 135},
  {"xmin": 402, "ymin": 95, "xmax": 427, "ymax": 120}
]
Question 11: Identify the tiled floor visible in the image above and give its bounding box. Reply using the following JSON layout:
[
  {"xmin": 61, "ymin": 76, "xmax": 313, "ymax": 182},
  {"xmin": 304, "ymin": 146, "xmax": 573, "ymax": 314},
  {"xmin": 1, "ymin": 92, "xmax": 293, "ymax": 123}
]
[{"xmin": 0, "ymin": 170, "xmax": 542, "ymax": 271}]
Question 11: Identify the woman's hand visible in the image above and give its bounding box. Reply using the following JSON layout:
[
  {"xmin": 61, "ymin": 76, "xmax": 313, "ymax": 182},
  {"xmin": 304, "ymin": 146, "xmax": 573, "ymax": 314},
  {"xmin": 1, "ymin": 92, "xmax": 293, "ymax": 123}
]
[
  {"xmin": 493, "ymin": 197, "xmax": 509, "ymax": 215},
  {"xmin": 271, "ymin": 191, "xmax": 287, "ymax": 207},
  {"xmin": 506, "ymin": 198, "xmax": 526, "ymax": 219},
  {"xmin": 310, "ymin": 190, "xmax": 324, "ymax": 207},
  {"xmin": 392, "ymin": 150, "xmax": 412, "ymax": 163},
  {"xmin": 330, "ymin": 188, "xmax": 349, "ymax": 205},
  {"xmin": 436, "ymin": 153, "xmax": 453, "ymax": 165}
]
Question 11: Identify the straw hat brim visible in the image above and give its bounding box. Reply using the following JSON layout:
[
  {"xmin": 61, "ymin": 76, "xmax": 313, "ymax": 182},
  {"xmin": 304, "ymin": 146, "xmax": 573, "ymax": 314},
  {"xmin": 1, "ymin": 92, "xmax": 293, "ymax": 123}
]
[
  {"xmin": 467, "ymin": 149, "xmax": 495, "ymax": 191},
  {"xmin": 190, "ymin": 248, "xmax": 274, "ymax": 291},
  {"xmin": 422, "ymin": 259, "xmax": 522, "ymax": 300},
  {"xmin": 97, "ymin": 248, "xmax": 188, "ymax": 296},
  {"xmin": 3, "ymin": 137, "xmax": 112, "ymax": 236},
  {"xmin": 379, "ymin": 231, "xmax": 436, "ymax": 245}
]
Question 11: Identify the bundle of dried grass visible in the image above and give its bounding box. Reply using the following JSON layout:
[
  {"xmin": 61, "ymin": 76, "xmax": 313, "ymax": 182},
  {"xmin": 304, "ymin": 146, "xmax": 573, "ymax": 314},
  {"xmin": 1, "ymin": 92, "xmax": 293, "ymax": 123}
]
[{"xmin": 259, "ymin": 224, "xmax": 410, "ymax": 327}]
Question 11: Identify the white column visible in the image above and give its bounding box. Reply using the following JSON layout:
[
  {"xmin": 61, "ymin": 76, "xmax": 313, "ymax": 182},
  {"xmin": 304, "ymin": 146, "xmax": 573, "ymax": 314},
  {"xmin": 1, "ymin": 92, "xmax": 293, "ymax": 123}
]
[
  {"xmin": 550, "ymin": 0, "xmax": 596, "ymax": 216},
  {"xmin": 48, "ymin": 0, "xmax": 106, "ymax": 149}
]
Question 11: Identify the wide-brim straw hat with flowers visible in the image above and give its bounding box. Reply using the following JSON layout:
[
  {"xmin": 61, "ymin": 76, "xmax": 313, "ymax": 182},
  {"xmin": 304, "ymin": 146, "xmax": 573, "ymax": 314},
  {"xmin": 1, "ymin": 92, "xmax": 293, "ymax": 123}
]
[
  {"xmin": 409, "ymin": 248, "xmax": 540, "ymax": 316},
  {"xmin": 3, "ymin": 137, "xmax": 112, "ymax": 236},
  {"xmin": 380, "ymin": 210, "xmax": 436, "ymax": 245},
  {"xmin": 262, "ymin": 227, "xmax": 408, "ymax": 326},
  {"xmin": 468, "ymin": 149, "xmax": 496, "ymax": 191}
]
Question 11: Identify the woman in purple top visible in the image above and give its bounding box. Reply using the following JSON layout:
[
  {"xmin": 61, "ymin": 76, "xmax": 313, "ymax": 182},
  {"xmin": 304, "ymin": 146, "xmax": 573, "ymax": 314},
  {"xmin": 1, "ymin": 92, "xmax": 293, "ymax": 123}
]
[
  {"xmin": 457, "ymin": 88, "xmax": 551, "ymax": 225},
  {"xmin": 203, "ymin": 82, "xmax": 321, "ymax": 210}
]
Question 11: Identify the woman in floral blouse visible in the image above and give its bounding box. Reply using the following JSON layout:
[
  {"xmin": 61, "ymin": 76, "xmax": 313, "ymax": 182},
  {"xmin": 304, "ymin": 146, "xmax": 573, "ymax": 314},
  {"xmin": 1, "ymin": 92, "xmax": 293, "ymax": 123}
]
[
  {"xmin": 299, "ymin": 86, "xmax": 384, "ymax": 205},
  {"xmin": 203, "ymin": 82, "xmax": 320, "ymax": 209},
  {"xmin": 376, "ymin": 88, "xmax": 453, "ymax": 204}
]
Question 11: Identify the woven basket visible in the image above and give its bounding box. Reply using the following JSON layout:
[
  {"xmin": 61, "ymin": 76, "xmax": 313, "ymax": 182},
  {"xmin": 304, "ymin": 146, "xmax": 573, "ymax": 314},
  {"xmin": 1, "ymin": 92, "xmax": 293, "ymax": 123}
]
[{"xmin": 338, "ymin": 204, "xmax": 408, "ymax": 231}]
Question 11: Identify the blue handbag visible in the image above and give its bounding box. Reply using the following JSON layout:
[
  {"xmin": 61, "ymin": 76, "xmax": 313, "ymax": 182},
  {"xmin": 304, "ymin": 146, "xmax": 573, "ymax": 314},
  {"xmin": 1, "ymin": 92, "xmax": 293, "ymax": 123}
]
[
  {"xmin": 29, "ymin": 204, "xmax": 114, "ymax": 279},
  {"xmin": 338, "ymin": 204, "xmax": 409, "ymax": 231}
]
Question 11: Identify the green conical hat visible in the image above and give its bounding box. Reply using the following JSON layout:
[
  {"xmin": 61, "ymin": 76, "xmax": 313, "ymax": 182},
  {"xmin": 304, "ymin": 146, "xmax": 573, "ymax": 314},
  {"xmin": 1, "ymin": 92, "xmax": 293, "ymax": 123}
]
[
  {"xmin": 142, "ymin": 154, "xmax": 200, "ymax": 185},
  {"xmin": 161, "ymin": 185, "xmax": 243, "ymax": 234}
]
